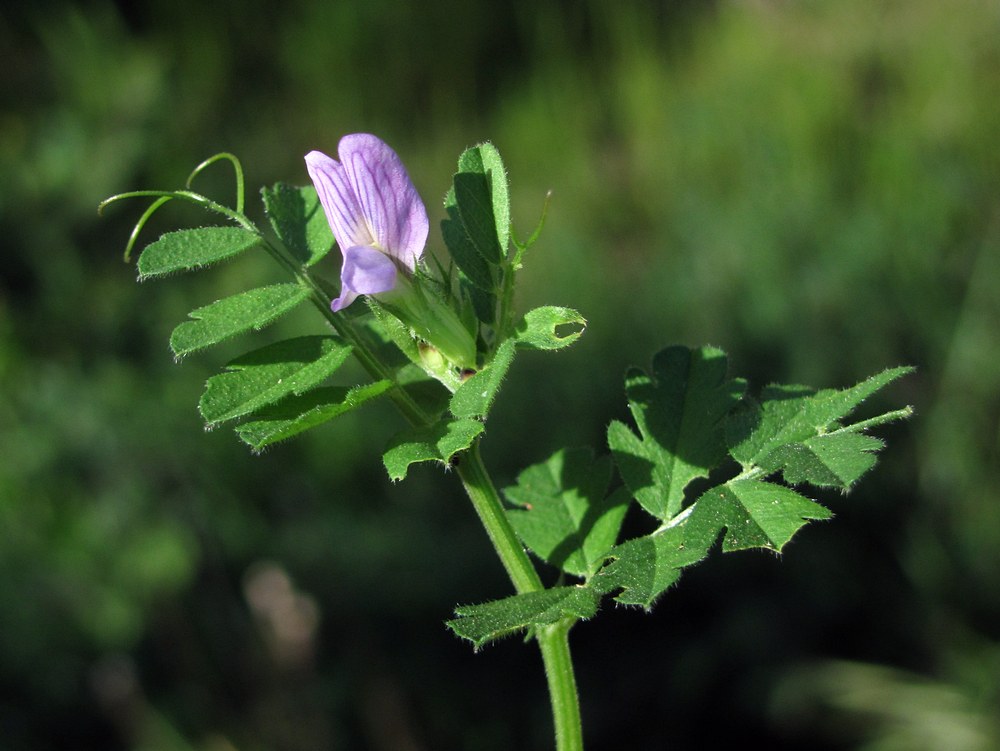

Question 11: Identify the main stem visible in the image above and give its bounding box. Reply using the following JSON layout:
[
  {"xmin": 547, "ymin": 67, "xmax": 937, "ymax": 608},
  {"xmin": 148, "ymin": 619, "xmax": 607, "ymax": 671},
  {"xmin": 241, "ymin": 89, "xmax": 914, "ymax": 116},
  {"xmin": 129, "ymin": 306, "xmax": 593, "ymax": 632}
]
[
  {"xmin": 457, "ymin": 442, "xmax": 584, "ymax": 751},
  {"xmin": 286, "ymin": 252, "xmax": 583, "ymax": 749},
  {"xmin": 538, "ymin": 619, "xmax": 585, "ymax": 751}
]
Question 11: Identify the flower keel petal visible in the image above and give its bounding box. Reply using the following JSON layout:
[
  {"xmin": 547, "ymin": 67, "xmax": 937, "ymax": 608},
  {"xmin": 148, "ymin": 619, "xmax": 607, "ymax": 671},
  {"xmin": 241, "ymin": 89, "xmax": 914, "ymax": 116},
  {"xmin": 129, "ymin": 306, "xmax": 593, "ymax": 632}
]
[{"xmin": 331, "ymin": 245, "xmax": 398, "ymax": 312}]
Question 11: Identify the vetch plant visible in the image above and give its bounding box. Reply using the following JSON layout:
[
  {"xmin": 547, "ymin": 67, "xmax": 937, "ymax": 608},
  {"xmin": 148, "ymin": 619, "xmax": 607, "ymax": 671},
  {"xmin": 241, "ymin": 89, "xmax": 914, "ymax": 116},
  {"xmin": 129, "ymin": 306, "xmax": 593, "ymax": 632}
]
[{"xmin": 101, "ymin": 134, "xmax": 913, "ymax": 751}]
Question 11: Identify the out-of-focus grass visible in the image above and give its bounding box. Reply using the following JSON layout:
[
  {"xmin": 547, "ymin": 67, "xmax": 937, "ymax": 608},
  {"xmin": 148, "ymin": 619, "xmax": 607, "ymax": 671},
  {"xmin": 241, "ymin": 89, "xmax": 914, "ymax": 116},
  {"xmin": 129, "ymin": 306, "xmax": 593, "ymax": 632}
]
[{"xmin": 1, "ymin": 0, "xmax": 998, "ymax": 748}]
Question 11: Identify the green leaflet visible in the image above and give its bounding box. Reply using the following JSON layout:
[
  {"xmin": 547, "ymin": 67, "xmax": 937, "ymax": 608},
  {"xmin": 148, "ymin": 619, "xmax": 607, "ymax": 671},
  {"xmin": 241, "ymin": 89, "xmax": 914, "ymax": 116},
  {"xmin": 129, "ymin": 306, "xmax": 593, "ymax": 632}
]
[
  {"xmin": 591, "ymin": 479, "xmax": 829, "ymax": 607},
  {"xmin": 236, "ymin": 380, "xmax": 394, "ymax": 450},
  {"xmin": 442, "ymin": 192, "xmax": 496, "ymax": 291},
  {"xmin": 449, "ymin": 307, "xmax": 586, "ymax": 419},
  {"xmin": 514, "ymin": 306, "xmax": 586, "ymax": 350},
  {"xmin": 452, "ymin": 143, "xmax": 510, "ymax": 264},
  {"xmin": 199, "ymin": 336, "xmax": 352, "ymax": 426},
  {"xmin": 443, "ymin": 143, "xmax": 511, "ymax": 330},
  {"xmin": 608, "ymin": 346, "xmax": 746, "ymax": 522},
  {"xmin": 505, "ymin": 448, "xmax": 630, "ymax": 579},
  {"xmin": 442, "ymin": 192, "xmax": 498, "ymax": 326},
  {"xmin": 382, "ymin": 418, "xmax": 486, "ymax": 481},
  {"xmin": 137, "ymin": 226, "xmax": 260, "ymax": 279},
  {"xmin": 170, "ymin": 283, "xmax": 311, "ymax": 357},
  {"xmin": 591, "ymin": 526, "xmax": 707, "ymax": 608},
  {"xmin": 447, "ymin": 586, "xmax": 600, "ymax": 649},
  {"xmin": 685, "ymin": 479, "xmax": 832, "ymax": 553},
  {"xmin": 261, "ymin": 182, "xmax": 334, "ymax": 266},
  {"xmin": 450, "ymin": 339, "xmax": 516, "ymax": 419},
  {"xmin": 760, "ymin": 431, "xmax": 886, "ymax": 488},
  {"xmin": 728, "ymin": 366, "xmax": 914, "ymax": 489}
]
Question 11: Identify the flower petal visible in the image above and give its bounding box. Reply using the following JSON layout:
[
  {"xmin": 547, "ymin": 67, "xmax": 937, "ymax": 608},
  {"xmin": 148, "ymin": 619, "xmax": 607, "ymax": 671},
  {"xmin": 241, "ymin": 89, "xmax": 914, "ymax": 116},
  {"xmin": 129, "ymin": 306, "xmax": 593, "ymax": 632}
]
[
  {"xmin": 337, "ymin": 134, "xmax": 428, "ymax": 271},
  {"xmin": 331, "ymin": 245, "xmax": 398, "ymax": 312},
  {"xmin": 305, "ymin": 150, "xmax": 374, "ymax": 251}
]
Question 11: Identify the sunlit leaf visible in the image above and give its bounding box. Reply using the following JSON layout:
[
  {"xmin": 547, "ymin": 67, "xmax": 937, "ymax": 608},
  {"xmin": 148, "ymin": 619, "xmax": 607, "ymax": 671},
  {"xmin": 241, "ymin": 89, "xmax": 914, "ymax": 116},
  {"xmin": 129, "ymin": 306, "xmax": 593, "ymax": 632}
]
[
  {"xmin": 236, "ymin": 380, "xmax": 393, "ymax": 450},
  {"xmin": 608, "ymin": 346, "xmax": 745, "ymax": 521},
  {"xmin": 137, "ymin": 227, "xmax": 260, "ymax": 279},
  {"xmin": 450, "ymin": 339, "xmax": 516, "ymax": 419},
  {"xmin": 453, "ymin": 143, "xmax": 510, "ymax": 264},
  {"xmin": 685, "ymin": 478, "xmax": 832, "ymax": 553},
  {"xmin": 199, "ymin": 336, "xmax": 352, "ymax": 426},
  {"xmin": 592, "ymin": 526, "xmax": 707, "ymax": 608},
  {"xmin": 170, "ymin": 283, "xmax": 310, "ymax": 357},
  {"xmin": 759, "ymin": 432, "xmax": 886, "ymax": 488},
  {"xmin": 728, "ymin": 366, "xmax": 914, "ymax": 489},
  {"xmin": 442, "ymin": 192, "xmax": 498, "ymax": 325},
  {"xmin": 442, "ymin": 191, "xmax": 496, "ymax": 291},
  {"xmin": 514, "ymin": 306, "xmax": 586, "ymax": 350}
]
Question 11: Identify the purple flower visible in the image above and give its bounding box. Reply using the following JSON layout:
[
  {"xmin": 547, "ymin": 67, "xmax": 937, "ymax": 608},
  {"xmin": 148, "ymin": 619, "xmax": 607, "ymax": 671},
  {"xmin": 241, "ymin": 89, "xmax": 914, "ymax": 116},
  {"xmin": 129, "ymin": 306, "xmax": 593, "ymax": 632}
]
[{"xmin": 305, "ymin": 134, "xmax": 429, "ymax": 312}]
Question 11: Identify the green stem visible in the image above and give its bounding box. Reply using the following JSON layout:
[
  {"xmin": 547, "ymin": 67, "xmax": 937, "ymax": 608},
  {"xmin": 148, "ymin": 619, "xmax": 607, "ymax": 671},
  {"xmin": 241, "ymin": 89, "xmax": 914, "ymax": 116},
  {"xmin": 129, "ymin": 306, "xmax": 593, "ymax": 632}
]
[
  {"xmin": 456, "ymin": 442, "xmax": 585, "ymax": 751},
  {"xmin": 497, "ymin": 259, "xmax": 518, "ymax": 344},
  {"xmin": 261, "ymin": 223, "xmax": 584, "ymax": 750},
  {"xmin": 456, "ymin": 441, "xmax": 542, "ymax": 595},
  {"xmin": 302, "ymin": 283, "xmax": 432, "ymax": 426},
  {"xmin": 257, "ymin": 233, "xmax": 434, "ymax": 428},
  {"xmin": 538, "ymin": 619, "xmax": 585, "ymax": 751}
]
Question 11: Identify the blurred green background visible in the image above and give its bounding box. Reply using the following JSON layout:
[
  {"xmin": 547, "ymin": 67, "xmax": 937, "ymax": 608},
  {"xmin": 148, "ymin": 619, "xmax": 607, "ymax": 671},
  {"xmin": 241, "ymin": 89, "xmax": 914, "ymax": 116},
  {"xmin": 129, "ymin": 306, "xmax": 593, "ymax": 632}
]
[{"xmin": 2, "ymin": 0, "xmax": 999, "ymax": 748}]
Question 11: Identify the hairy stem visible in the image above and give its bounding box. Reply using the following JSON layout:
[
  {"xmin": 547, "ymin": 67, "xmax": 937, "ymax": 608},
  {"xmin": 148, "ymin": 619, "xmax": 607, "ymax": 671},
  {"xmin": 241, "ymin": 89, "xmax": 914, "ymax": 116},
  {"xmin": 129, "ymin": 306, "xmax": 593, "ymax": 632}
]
[
  {"xmin": 259, "ymin": 235, "xmax": 435, "ymax": 428},
  {"xmin": 265, "ymin": 227, "xmax": 584, "ymax": 750},
  {"xmin": 457, "ymin": 442, "xmax": 585, "ymax": 751},
  {"xmin": 456, "ymin": 442, "xmax": 543, "ymax": 594},
  {"xmin": 537, "ymin": 619, "xmax": 584, "ymax": 751}
]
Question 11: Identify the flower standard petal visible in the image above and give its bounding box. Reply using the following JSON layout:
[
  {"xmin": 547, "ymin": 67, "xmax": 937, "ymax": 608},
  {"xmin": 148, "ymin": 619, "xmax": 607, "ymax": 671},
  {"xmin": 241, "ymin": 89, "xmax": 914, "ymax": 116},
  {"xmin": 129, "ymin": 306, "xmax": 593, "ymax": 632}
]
[
  {"xmin": 331, "ymin": 245, "xmax": 399, "ymax": 312},
  {"xmin": 337, "ymin": 134, "xmax": 429, "ymax": 272},
  {"xmin": 306, "ymin": 135, "xmax": 428, "ymax": 313},
  {"xmin": 305, "ymin": 150, "xmax": 374, "ymax": 251}
]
